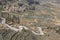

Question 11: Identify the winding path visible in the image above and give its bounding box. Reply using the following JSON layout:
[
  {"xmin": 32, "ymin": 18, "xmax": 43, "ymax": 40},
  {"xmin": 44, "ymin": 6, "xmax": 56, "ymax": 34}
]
[{"xmin": 0, "ymin": 17, "xmax": 44, "ymax": 35}]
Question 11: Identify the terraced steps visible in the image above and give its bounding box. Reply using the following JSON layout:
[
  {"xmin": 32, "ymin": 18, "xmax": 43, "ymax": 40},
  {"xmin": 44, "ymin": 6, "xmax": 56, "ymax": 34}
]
[{"xmin": 0, "ymin": 29, "xmax": 46, "ymax": 40}]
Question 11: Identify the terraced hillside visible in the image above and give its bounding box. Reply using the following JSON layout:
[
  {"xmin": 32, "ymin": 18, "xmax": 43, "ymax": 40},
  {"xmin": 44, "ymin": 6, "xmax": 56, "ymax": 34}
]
[
  {"xmin": 0, "ymin": 29, "xmax": 46, "ymax": 40},
  {"xmin": 0, "ymin": 0, "xmax": 60, "ymax": 40}
]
